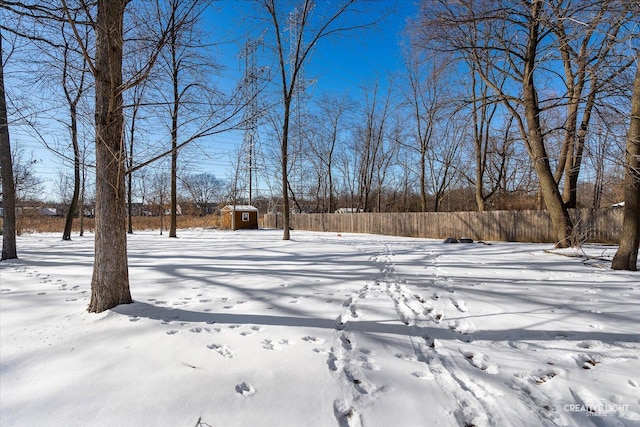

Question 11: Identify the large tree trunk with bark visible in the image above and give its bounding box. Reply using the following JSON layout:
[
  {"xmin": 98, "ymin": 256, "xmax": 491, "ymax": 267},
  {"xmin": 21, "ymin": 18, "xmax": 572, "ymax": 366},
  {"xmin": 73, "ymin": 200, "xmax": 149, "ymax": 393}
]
[
  {"xmin": 612, "ymin": 62, "xmax": 640, "ymax": 271},
  {"xmin": 523, "ymin": 1, "xmax": 573, "ymax": 248},
  {"xmin": 88, "ymin": 0, "xmax": 132, "ymax": 312},
  {"xmin": 1, "ymin": 32, "xmax": 17, "ymax": 261}
]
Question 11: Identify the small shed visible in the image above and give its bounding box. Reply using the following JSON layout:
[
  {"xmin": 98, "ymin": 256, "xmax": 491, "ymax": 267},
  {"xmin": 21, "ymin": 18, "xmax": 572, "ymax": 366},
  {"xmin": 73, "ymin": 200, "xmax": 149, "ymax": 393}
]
[{"xmin": 221, "ymin": 205, "xmax": 259, "ymax": 230}]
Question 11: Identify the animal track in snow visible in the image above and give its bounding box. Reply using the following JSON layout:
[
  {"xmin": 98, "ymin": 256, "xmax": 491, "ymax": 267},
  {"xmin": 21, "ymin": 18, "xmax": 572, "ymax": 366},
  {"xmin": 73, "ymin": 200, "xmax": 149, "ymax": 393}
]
[
  {"xmin": 261, "ymin": 339, "xmax": 280, "ymax": 351},
  {"xmin": 207, "ymin": 343, "xmax": 234, "ymax": 358},
  {"xmin": 395, "ymin": 352, "xmax": 418, "ymax": 362},
  {"xmin": 235, "ymin": 382, "xmax": 255, "ymax": 396},
  {"xmin": 448, "ymin": 319, "xmax": 476, "ymax": 334},
  {"xmin": 302, "ymin": 336, "xmax": 325, "ymax": 345},
  {"xmin": 333, "ymin": 400, "xmax": 362, "ymax": 427},
  {"xmin": 460, "ymin": 350, "xmax": 499, "ymax": 374},
  {"xmin": 530, "ymin": 370, "xmax": 558, "ymax": 385},
  {"xmin": 576, "ymin": 353, "xmax": 600, "ymax": 370},
  {"xmin": 411, "ymin": 370, "xmax": 434, "ymax": 380}
]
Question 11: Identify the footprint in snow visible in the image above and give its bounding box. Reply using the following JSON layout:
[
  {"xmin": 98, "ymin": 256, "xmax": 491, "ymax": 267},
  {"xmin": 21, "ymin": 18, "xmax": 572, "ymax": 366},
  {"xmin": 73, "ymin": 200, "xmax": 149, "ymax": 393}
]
[
  {"xmin": 576, "ymin": 354, "xmax": 600, "ymax": 370},
  {"xmin": 460, "ymin": 350, "xmax": 498, "ymax": 374},
  {"xmin": 207, "ymin": 344, "xmax": 234, "ymax": 358},
  {"xmin": 340, "ymin": 334, "xmax": 354, "ymax": 351},
  {"xmin": 411, "ymin": 370, "xmax": 434, "ymax": 380},
  {"xmin": 333, "ymin": 400, "xmax": 361, "ymax": 427},
  {"xmin": 531, "ymin": 370, "xmax": 558, "ymax": 384},
  {"xmin": 261, "ymin": 339, "xmax": 280, "ymax": 351},
  {"xmin": 577, "ymin": 340, "xmax": 602, "ymax": 349},
  {"xmin": 302, "ymin": 336, "xmax": 326, "ymax": 345},
  {"xmin": 448, "ymin": 319, "xmax": 475, "ymax": 334},
  {"xmin": 395, "ymin": 352, "xmax": 418, "ymax": 362},
  {"xmin": 235, "ymin": 382, "xmax": 255, "ymax": 396}
]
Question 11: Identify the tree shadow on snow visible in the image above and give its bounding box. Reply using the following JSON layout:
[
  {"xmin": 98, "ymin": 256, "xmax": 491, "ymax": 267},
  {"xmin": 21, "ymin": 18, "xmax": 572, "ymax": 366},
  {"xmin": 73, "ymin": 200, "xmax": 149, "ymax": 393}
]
[{"xmin": 112, "ymin": 301, "xmax": 640, "ymax": 344}]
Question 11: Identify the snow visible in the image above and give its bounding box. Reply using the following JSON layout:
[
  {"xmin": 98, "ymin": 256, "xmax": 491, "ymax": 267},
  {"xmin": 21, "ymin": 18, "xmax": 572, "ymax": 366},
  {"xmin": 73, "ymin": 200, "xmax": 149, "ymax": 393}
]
[{"xmin": 1, "ymin": 229, "xmax": 639, "ymax": 427}]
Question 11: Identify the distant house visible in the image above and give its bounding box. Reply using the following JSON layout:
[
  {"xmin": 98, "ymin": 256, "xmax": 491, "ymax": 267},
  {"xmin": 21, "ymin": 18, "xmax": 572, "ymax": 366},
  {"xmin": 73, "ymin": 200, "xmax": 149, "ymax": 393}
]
[
  {"xmin": 335, "ymin": 207, "xmax": 363, "ymax": 213},
  {"xmin": 221, "ymin": 205, "xmax": 259, "ymax": 230},
  {"xmin": 40, "ymin": 207, "xmax": 58, "ymax": 216}
]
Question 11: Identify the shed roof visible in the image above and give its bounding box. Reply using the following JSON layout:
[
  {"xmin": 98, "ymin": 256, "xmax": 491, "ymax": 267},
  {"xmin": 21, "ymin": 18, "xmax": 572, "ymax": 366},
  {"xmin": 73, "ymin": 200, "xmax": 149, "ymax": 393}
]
[{"xmin": 221, "ymin": 205, "xmax": 259, "ymax": 212}]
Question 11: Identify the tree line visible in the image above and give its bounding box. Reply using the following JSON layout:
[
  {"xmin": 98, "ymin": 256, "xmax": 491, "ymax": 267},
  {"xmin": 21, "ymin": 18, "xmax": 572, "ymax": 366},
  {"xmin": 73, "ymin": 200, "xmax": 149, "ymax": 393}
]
[{"xmin": 1, "ymin": 0, "xmax": 638, "ymax": 314}]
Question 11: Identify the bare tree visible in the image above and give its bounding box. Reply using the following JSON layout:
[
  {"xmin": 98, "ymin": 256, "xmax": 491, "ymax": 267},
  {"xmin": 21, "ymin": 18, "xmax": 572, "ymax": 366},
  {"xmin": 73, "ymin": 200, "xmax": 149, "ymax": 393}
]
[
  {"xmin": 259, "ymin": 0, "xmax": 375, "ymax": 239},
  {"xmin": 402, "ymin": 50, "xmax": 447, "ymax": 212},
  {"xmin": 307, "ymin": 94, "xmax": 352, "ymax": 213},
  {"xmin": 181, "ymin": 172, "xmax": 223, "ymax": 216},
  {"xmin": 1, "ymin": 29, "xmax": 17, "ymax": 260},
  {"xmin": 427, "ymin": 120, "xmax": 462, "ymax": 212},
  {"xmin": 156, "ymin": 0, "xmax": 209, "ymax": 238},
  {"xmin": 149, "ymin": 169, "xmax": 170, "ymax": 234},
  {"xmin": 418, "ymin": 0, "xmax": 574, "ymax": 246},
  {"xmin": 353, "ymin": 80, "xmax": 394, "ymax": 212},
  {"xmin": 125, "ymin": 1, "xmax": 245, "ymax": 236},
  {"xmin": 57, "ymin": 15, "xmax": 90, "ymax": 241},
  {"xmin": 11, "ymin": 149, "xmax": 43, "ymax": 202},
  {"xmin": 612, "ymin": 58, "xmax": 640, "ymax": 271},
  {"xmin": 465, "ymin": 60, "xmax": 509, "ymax": 212},
  {"xmin": 549, "ymin": 1, "xmax": 635, "ymax": 208},
  {"xmin": 125, "ymin": 80, "xmax": 145, "ymax": 234},
  {"xmin": 86, "ymin": 0, "xmax": 132, "ymax": 312}
]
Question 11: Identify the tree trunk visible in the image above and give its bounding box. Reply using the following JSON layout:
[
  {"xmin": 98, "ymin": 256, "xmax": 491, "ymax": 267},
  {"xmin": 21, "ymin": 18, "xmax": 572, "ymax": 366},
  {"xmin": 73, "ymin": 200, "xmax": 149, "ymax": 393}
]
[
  {"xmin": 169, "ymin": 9, "xmax": 178, "ymax": 238},
  {"xmin": 88, "ymin": 0, "xmax": 132, "ymax": 313},
  {"xmin": 420, "ymin": 149, "xmax": 427, "ymax": 212},
  {"xmin": 612, "ymin": 61, "xmax": 640, "ymax": 271},
  {"xmin": 1, "ymin": 32, "xmax": 17, "ymax": 261},
  {"xmin": 523, "ymin": 1, "xmax": 573, "ymax": 248},
  {"xmin": 80, "ymin": 159, "xmax": 85, "ymax": 237},
  {"xmin": 62, "ymin": 104, "xmax": 81, "ymax": 241},
  {"xmin": 170, "ymin": 136, "xmax": 177, "ymax": 237},
  {"xmin": 127, "ymin": 109, "xmax": 135, "ymax": 234},
  {"xmin": 281, "ymin": 99, "xmax": 291, "ymax": 240},
  {"xmin": 561, "ymin": 90, "xmax": 595, "ymax": 209}
]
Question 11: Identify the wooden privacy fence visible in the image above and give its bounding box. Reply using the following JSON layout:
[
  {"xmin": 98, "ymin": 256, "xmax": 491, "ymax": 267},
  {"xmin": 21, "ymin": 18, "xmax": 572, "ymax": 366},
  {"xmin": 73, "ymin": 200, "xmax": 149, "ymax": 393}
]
[{"xmin": 262, "ymin": 208, "xmax": 624, "ymax": 244}]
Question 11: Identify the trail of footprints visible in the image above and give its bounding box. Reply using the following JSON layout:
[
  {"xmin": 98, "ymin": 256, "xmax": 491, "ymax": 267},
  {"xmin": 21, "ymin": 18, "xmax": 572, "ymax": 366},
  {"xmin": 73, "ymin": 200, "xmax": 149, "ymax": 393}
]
[
  {"xmin": 330, "ymin": 244, "xmax": 513, "ymax": 427},
  {"xmin": 4, "ymin": 264, "xmax": 88, "ymax": 302}
]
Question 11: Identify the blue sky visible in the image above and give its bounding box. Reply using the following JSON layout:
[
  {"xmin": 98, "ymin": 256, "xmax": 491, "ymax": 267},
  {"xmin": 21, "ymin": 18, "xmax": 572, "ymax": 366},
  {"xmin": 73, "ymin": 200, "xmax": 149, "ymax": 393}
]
[
  {"xmin": 186, "ymin": 0, "xmax": 420, "ymax": 187},
  {"xmin": 205, "ymin": 0, "xmax": 419, "ymax": 95},
  {"xmin": 11, "ymin": 1, "xmax": 420, "ymax": 201}
]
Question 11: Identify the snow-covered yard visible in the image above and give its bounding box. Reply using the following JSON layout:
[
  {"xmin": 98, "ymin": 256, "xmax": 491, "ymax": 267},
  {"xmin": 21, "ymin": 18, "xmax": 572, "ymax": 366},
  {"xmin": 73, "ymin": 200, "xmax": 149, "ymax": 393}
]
[{"xmin": 1, "ymin": 229, "xmax": 639, "ymax": 427}]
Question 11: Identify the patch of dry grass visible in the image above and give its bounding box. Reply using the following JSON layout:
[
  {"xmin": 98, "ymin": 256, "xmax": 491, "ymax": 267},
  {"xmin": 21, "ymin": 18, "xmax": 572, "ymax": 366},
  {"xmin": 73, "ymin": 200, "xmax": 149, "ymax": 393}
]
[{"xmin": 1, "ymin": 215, "xmax": 221, "ymax": 236}]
